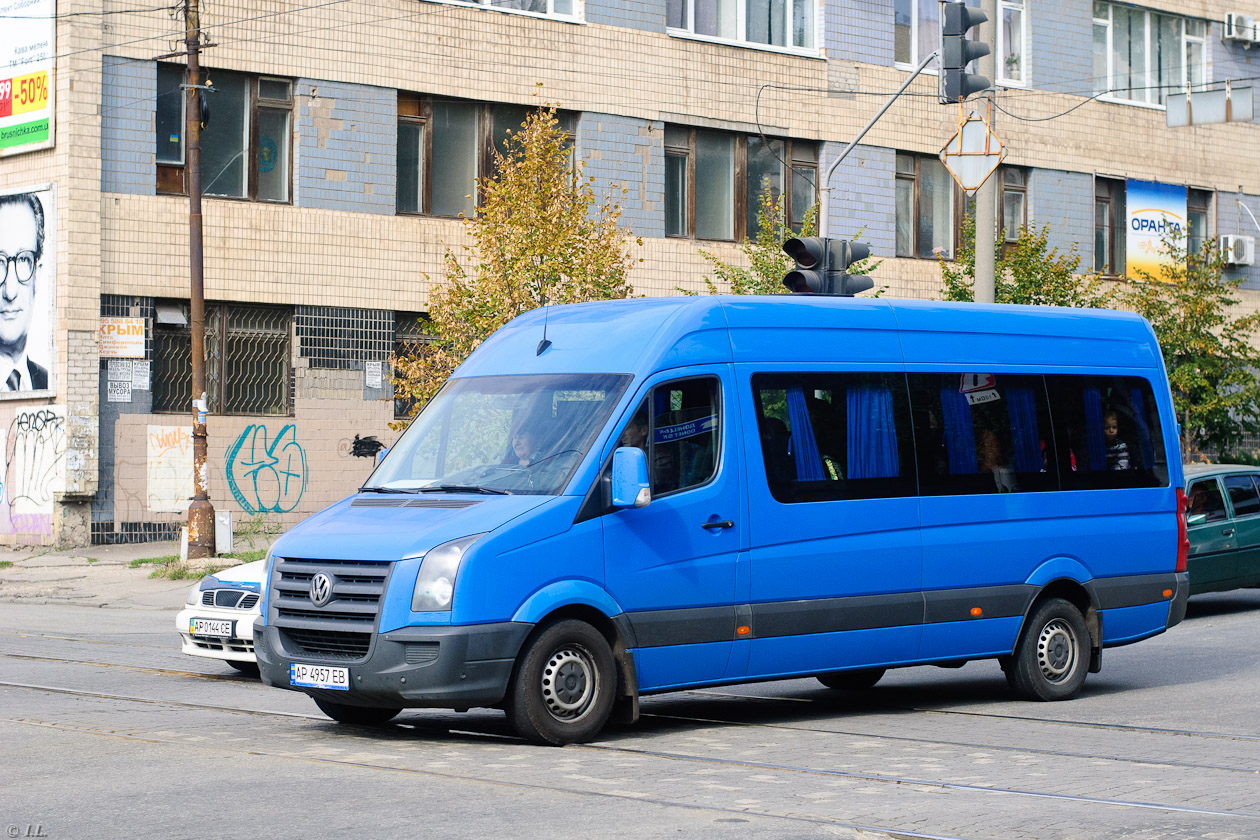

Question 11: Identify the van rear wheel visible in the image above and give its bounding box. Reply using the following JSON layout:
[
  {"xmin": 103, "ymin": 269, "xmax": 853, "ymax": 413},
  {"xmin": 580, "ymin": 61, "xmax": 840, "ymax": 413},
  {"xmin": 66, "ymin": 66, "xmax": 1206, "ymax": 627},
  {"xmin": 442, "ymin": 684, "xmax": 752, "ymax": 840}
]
[
  {"xmin": 506, "ymin": 619, "xmax": 616, "ymax": 746},
  {"xmin": 313, "ymin": 698, "xmax": 401, "ymax": 726},
  {"xmin": 1006, "ymin": 598, "xmax": 1089, "ymax": 701},
  {"xmin": 818, "ymin": 668, "xmax": 886, "ymax": 690}
]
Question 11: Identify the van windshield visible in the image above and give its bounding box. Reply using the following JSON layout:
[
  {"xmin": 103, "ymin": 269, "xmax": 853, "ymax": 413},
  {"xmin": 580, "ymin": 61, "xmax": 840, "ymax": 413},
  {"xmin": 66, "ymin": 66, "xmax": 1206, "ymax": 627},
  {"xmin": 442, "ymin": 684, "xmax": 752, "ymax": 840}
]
[{"xmin": 366, "ymin": 373, "xmax": 632, "ymax": 496}]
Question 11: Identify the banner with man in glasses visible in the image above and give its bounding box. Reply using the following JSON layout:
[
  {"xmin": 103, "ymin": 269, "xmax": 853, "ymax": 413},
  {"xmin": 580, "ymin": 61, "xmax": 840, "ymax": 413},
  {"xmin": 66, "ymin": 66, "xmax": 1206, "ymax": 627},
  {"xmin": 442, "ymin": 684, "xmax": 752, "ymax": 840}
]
[{"xmin": 0, "ymin": 185, "xmax": 56, "ymax": 398}]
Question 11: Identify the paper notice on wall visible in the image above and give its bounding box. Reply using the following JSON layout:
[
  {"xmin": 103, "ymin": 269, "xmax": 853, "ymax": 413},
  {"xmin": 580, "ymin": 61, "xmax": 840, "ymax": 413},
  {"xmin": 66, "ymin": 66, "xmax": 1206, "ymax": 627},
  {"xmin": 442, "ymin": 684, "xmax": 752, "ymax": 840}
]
[
  {"xmin": 365, "ymin": 361, "xmax": 383, "ymax": 389},
  {"xmin": 146, "ymin": 425, "xmax": 193, "ymax": 513},
  {"xmin": 99, "ymin": 317, "xmax": 146, "ymax": 358},
  {"xmin": 107, "ymin": 359, "xmax": 132, "ymax": 381},
  {"xmin": 107, "ymin": 380, "xmax": 132, "ymax": 402},
  {"xmin": 131, "ymin": 360, "xmax": 151, "ymax": 390}
]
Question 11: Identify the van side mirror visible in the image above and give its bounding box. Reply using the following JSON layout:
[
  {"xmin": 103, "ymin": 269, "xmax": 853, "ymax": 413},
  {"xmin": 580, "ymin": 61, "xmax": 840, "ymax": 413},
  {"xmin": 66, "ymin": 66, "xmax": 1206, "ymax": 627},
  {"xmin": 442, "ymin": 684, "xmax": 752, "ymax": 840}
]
[
  {"xmin": 376, "ymin": 447, "xmax": 390, "ymax": 465},
  {"xmin": 611, "ymin": 447, "xmax": 651, "ymax": 509}
]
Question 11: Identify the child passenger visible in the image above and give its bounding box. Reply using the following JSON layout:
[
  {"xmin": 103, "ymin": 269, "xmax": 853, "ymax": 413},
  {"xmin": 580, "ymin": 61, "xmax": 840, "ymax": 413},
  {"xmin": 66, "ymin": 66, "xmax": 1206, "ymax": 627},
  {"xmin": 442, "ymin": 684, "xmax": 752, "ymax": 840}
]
[{"xmin": 1103, "ymin": 411, "xmax": 1129, "ymax": 470}]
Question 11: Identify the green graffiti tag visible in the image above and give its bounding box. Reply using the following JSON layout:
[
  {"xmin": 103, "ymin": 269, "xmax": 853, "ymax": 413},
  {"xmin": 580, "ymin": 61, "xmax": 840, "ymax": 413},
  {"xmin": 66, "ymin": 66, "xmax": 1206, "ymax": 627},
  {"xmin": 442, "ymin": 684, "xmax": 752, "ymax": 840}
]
[{"xmin": 225, "ymin": 424, "xmax": 308, "ymax": 514}]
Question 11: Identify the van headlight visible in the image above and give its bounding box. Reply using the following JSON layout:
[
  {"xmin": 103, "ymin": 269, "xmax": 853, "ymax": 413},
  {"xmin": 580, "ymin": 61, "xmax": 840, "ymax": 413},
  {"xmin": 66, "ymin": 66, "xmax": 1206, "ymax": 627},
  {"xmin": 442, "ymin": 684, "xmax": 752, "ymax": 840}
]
[{"xmin": 412, "ymin": 534, "xmax": 485, "ymax": 612}]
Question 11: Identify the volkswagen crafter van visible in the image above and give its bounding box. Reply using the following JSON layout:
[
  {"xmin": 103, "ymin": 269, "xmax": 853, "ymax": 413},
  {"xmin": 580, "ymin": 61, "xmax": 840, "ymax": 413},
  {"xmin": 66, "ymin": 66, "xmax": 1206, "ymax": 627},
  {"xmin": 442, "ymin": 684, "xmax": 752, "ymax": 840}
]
[{"xmin": 255, "ymin": 296, "xmax": 1189, "ymax": 745}]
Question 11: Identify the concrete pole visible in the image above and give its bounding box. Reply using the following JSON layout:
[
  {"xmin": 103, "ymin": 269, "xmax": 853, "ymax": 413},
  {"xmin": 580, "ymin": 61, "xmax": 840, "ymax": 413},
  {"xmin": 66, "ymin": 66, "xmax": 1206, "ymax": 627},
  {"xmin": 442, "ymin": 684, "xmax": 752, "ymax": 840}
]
[
  {"xmin": 185, "ymin": 0, "xmax": 215, "ymax": 559},
  {"xmin": 972, "ymin": 0, "xmax": 999, "ymax": 303}
]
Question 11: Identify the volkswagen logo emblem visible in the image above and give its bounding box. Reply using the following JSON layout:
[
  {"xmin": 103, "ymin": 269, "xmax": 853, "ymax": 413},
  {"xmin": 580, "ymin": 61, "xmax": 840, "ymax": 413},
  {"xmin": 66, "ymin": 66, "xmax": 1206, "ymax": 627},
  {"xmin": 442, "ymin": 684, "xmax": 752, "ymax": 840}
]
[{"xmin": 309, "ymin": 572, "xmax": 334, "ymax": 607}]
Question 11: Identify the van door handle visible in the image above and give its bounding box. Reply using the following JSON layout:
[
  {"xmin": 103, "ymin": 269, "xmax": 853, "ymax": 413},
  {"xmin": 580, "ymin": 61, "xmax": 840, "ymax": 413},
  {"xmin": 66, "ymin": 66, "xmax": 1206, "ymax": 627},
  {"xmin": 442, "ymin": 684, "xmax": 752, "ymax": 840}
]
[
  {"xmin": 702, "ymin": 520, "xmax": 734, "ymax": 530},
  {"xmin": 1222, "ymin": 528, "xmax": 1236, "ymax": 537}
]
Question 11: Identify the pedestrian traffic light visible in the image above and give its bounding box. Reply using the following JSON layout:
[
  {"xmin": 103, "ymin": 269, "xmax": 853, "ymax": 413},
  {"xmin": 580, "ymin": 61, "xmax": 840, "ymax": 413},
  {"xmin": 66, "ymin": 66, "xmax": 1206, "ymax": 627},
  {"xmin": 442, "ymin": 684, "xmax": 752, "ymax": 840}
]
[
  {"xmin": 782, "ymin": 237, "xmax": 874, "ymax": 296},
  {"xmin": 940, "ymin": 1, "xmax": 990, "ymax": 104}
]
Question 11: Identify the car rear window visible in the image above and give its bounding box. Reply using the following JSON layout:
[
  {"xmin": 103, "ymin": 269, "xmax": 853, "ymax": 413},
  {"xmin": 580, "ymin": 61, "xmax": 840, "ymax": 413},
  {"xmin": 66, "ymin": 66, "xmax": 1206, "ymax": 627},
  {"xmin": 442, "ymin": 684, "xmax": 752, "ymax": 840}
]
[{"xmin": 1223, "ymin": 474, "xmax": 1260, "ymax": 517}]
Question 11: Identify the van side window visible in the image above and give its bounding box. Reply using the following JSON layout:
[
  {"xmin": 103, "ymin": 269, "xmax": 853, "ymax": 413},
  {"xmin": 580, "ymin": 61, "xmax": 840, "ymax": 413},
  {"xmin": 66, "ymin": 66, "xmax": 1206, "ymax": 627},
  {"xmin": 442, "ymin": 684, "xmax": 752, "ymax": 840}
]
[
  {"xmin": 907, "ymin": 373, "xmax": 1058, "ymax": 496},
  {"xmin": 752, "ymin": 373, "xmax": 916, "ymax": 503},
  {"xmin": 1044, "ymin": 375, "xmax": 1169, "ymax": 490},
  {"xmin": 1188, "ymin": 479, "xmax": 1228, "ymax": 523},
  {"xmin": 649, "ymin": 377, "xmax": 720, "ymax": 496},
  {"xmin": 1223, "ymin": 474, "xmax": 1260, "ymax": 517}
]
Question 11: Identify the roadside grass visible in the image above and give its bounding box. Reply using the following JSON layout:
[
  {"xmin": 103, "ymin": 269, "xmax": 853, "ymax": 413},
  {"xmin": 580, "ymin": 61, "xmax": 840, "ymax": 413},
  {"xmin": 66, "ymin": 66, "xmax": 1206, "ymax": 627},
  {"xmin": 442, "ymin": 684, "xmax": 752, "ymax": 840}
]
[
  {"xmin": 130, "ymin": 548, "xmax": 269, "ymax": 580},
  {"xmin": 85, "ymin": 557, "xmax": 98, "ymax": 564},
  {"xmin": 0, "ymin": 560, "xmax": 12, "ymax": 570}
]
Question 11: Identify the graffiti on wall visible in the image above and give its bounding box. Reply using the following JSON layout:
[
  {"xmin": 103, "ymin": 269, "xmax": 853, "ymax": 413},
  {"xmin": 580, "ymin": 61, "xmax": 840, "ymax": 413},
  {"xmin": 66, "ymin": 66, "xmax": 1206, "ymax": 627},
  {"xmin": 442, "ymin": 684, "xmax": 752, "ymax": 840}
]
[
  {"xmin": 2, "ymin": 406, "xmax": 66, "ymax": 536},
  {"xmin": 226, "ymin": 424, "xmax": 308, "ymax": 514},
  {"xmin": 146, "ymin": 424, "xmax": 192, "ymax": 513}
]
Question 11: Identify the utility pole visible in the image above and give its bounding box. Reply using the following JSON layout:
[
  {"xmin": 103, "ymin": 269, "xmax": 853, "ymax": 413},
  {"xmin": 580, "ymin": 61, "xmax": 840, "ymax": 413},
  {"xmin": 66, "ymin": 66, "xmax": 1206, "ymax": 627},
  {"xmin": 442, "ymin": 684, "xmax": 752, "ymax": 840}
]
[
  {"xmin": 973, "ymin": 0, "xmax": 999, "ymax": 303},
  {"xmin": 184, "ymin": 0, "xmax": 215, "ymax": 559}
]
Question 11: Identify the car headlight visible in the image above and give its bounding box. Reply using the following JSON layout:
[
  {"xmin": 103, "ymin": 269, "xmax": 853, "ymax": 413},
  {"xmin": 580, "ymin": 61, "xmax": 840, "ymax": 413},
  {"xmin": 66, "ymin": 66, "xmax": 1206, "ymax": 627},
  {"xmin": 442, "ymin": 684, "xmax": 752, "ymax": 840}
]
[
  {"xmin": 412, "ymin": 534, "xmax": 485, "ymax": 612},
  {"xmin": 185, "ymin": 582, "xmax": 200, "ymax": 607}
]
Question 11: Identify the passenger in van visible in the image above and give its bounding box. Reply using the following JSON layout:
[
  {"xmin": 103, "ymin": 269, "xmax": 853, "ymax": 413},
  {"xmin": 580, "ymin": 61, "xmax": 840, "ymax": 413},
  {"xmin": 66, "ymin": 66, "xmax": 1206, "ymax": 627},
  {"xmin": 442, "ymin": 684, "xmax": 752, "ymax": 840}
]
[
  {"xmin": 1103, "ymin": 411, "xmax": 1130, "ymax": 470},
  {"xmin": 618, "ymin": 411, "xmax": 648, "ymax": 451},
  {"xmin": 505, "ymin": 427, "xmax": 543, "ymax": 467},
  {"xmin": 978, "ymin": 427, "xmax": 1017, "ymax": 492}
]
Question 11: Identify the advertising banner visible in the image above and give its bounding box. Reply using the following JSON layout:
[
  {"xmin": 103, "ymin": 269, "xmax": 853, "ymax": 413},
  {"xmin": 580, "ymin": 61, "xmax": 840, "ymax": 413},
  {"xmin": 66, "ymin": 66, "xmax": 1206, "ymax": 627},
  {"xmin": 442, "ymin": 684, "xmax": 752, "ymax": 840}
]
[
  {"xmin": 0, "ymin": 0, "xmax": 55, "ymax": 157},
  {"xmin": 1126, "ymin": 179, "xmax": 1187, "ymax": 281},
  {"xmin": 99, "ymin": 317, "xmax": 146, "ymax": 358},
  {"xmin": 0, "ymin": 184, "xmax": 57, "ymax": 399}
]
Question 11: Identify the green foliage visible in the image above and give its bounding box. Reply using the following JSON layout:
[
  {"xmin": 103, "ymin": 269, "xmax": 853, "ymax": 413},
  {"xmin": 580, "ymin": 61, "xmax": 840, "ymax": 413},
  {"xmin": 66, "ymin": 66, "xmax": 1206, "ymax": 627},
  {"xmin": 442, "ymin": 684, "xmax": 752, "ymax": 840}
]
[
  {"xmin": 392, "ymin": 103, "xmax": 638, "ymax": 424},
  {"xmin": 940, "ymin": 215, "xmax": 1111, "ymax": 308},
  {"xmin": 1119, "ymin": 235, "xmax": 1260, "ymax": 458},
  {"xmin": 0, "ymin": 560, "xmax": 12, "ymax": 569},
  {"xmin": 694, "ymin": 187, "xmax": 878, "ymax": 296}
]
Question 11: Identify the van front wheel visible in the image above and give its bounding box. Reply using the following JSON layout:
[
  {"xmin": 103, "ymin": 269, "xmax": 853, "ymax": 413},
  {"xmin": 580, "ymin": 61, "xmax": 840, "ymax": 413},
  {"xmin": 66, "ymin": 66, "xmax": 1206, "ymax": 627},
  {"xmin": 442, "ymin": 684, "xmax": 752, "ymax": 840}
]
[
  {"xmin": 507, "ymin": 619, "xmax": 616, "ymax": 746},
  {"xmin": 1006, "ymin": 598, "xmax": 1089, "ymax": 701}
]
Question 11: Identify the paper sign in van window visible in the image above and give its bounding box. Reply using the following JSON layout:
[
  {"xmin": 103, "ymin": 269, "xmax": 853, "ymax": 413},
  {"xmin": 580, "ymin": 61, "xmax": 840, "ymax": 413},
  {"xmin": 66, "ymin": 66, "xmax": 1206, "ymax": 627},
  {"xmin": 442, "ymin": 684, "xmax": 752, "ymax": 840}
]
[{"xmin": 654, "ymin": 414, "xmax": 718, "ymax": 443}]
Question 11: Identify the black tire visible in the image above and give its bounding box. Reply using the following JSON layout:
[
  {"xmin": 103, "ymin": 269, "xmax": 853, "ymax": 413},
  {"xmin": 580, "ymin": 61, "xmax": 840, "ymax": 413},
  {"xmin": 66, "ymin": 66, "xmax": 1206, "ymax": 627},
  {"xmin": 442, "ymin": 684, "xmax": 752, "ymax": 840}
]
[
  {"xmin": 1006, "ymin": 598, "xmax": 1089, "ymax": 701},
  {"xmin": 817, "ymin": 667, "xmax": 886, "ymax": 691},
  {"xmin": 506, "ymin": 619, "xmax": 617, "ymax": 746},
  {"xmin": 227, "ymin": 660, "xmax": 260, "ymax": 677},
  {"xmin": 313, "ymin": 698, "xmax": 401, "ymax": 726}
]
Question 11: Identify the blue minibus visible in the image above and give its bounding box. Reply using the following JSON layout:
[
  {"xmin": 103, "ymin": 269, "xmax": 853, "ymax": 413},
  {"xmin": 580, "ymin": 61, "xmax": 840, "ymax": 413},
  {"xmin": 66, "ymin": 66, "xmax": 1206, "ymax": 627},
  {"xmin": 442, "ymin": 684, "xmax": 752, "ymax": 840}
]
[{"xmin": 255, "ymin": 296, "xmax": 1189, "ymax": 745}]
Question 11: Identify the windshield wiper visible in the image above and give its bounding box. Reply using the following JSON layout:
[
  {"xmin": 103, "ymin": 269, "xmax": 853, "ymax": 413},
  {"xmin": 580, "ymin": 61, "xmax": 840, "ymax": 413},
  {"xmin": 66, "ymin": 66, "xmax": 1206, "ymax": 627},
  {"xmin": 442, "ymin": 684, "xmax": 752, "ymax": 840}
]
[
  {"xmin": 358, "ymin": 486, "xmax": 419, "ymax": 494},
  {"xmin": 417, "ymin": 484, "xmax": 512, "ymax": 496}
]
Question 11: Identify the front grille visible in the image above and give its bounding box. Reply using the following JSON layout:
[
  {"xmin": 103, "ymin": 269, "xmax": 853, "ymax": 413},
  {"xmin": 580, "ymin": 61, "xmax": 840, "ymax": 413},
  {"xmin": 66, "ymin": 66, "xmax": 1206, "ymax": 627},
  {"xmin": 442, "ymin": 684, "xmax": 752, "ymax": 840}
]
[
  {"xmin": 203, "ymin": 589, "xmax": 261, "ymax": 610},
  {"xmin": 282, "ymin": 628, "xmax": 370, "ymax": 659},
  {"xmin": 270, "ymin": 556, "xmax": 393, "ymax": 662},
  {"xmin": 191, "ymin": 638, "xmax": 255, "ymax": 654},
  {"xmin": 404, "ymin": 642, "xmax": 439, "ymax": 664}
]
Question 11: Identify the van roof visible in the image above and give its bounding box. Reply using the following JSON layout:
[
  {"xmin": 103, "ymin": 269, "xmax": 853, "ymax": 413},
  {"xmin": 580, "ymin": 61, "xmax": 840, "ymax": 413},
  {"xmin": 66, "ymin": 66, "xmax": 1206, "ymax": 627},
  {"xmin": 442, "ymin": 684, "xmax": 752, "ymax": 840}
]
[{"xmin": 456, "ymin": 295, "xmax": 1163, "ymax": 379}]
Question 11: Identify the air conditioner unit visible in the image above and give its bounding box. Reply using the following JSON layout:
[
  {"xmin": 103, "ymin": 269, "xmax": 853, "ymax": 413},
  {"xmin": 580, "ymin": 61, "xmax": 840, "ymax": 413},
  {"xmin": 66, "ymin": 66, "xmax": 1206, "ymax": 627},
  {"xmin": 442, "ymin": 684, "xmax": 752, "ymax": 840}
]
[
  {"xmin": 1221, "ymin": 234, "xmax": 1256, "ymax": 266},
  {"xmin": 1225, "ymin": 12, "xmax": 1256, "ymax": 44}
]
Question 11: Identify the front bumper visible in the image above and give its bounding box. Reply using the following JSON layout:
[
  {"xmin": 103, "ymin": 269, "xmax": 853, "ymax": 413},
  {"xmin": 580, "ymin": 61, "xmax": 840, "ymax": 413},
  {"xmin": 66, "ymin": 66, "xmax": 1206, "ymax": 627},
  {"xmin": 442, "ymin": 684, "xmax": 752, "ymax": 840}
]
[
  {"xmin": 176, "ymin": 607, "xmax": 258, "ymax": 663},
  {"xmin": 255, "ymin": 620, "xmax": 533, "ymax": 710},
  {"xmin": 1166, "ymin": 571, "xmax": 1190, "ymax": 629}
]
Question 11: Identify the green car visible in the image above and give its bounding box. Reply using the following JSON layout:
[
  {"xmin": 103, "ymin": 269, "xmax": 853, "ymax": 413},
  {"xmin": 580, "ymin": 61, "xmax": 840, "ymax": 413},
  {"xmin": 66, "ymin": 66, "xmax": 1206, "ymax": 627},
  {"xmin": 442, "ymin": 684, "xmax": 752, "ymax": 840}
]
[{"xmin": 1185, "ymin": 464, "xmax": 1260, "ymax": 595}]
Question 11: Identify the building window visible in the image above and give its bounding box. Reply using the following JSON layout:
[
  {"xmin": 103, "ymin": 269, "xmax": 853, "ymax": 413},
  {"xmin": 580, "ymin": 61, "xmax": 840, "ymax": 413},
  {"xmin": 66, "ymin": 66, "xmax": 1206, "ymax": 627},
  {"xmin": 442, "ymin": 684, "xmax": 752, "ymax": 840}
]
[
  {"xmin": 153, "ymin": 302, "xmax": 292, "ymax": 416},
  {"xmin": 998, "ymin": 0, "xmax": 1026, "ymax": 84},
  {"xmin": 1095, "ymin": 177, "xmax": 1125, "ymax": 275},
  {"xmin": 1093, "ymin": 3, "xmax": 1208, "ymax": 106},
  {"xmin": 895, "ymin": 153, "xmax": 954, "ymax": 259},
  {"xmin": 155, "ymin": 65, "xmax": 293, "ymax": 201},
  {"xmin": 665, "ymin": 125, "xmax": 818, "ymax": 242},
  {"xmin": 1000, "ymin": 168, "xmax": 1027, "ymax": 241},
  {"xmin": 896, "ymin": 0, "xmax": 985, "ymax": 68},
  {"xmin": 447, "ymin": 0, "xmax": 578, "ymax": 18},
  {"xmin": 398, "ymin": 95, "xmax": 576, "ymax": 218},
  {"xmin": 1187, "ymin": 188, "xmax": 1211, "ymax": 257},
  {"xmin": 667, "ymin": 0, "xmax": 814, "ymax": 49}
]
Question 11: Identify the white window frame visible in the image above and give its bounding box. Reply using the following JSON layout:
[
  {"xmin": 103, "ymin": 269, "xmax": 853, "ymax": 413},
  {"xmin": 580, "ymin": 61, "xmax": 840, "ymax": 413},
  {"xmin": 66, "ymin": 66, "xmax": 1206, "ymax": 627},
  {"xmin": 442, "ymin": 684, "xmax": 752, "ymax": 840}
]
[
  {"xmin": 667, "ymin": 0, "xmax": 821, "ymax": 56},
  {"xmin": 996, "ymin": 0, "xmax": 1028, "ymax": 87},
  {"xmin": 894, "ymin": 0, "xmax": 936, "ymax": 72},
  {"xmin": 428, "ymin": 0, "xmax": 583, "ymax": 22},
  {"xmin": 895, "ymin": 0, "xmax": 993, "ymax": 78},
  {"xmin": 1093, "ymin": 3, "xmax": 1210, "ymax": 109}
]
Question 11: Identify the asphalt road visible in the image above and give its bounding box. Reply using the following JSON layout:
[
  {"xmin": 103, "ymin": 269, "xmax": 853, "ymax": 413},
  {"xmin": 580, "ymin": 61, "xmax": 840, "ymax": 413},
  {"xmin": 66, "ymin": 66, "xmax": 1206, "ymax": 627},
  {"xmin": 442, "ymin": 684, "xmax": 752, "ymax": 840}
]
[{"xmin": 1, "ymin": 584, "xmax": 1259, "ymax": 840}]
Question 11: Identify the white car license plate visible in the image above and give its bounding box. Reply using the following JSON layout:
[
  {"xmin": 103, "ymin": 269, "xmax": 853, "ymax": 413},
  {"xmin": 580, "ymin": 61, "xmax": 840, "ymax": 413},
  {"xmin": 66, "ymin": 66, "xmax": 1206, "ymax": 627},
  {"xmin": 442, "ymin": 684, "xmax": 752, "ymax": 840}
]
[
  {"xmin": 290, "ymin": 663, "xmax": 350, "ymax": 691},
  {"xmin": 190, "ymin": 618, "xmax": 234, "ymax": 638}
]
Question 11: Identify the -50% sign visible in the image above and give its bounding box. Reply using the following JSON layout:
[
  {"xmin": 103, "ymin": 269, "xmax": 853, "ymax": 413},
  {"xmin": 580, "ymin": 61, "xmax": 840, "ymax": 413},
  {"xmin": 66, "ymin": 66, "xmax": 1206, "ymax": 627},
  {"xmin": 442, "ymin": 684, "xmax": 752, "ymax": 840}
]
[{"xmin": 0, "ymin": 72, "xmax": 50, "ymax": 119}]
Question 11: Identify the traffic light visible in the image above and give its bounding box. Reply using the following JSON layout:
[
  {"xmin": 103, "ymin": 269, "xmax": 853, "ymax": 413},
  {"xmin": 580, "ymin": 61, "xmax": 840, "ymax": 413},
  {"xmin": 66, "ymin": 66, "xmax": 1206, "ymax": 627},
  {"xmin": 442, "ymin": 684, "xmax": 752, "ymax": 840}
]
[
  {"xmin": 939, "ymin": 1, "xmax": 990, "ymax": 104},
  {"xmin": 782, "ymin": 237, "xmax": 874, "ymax": 296}
]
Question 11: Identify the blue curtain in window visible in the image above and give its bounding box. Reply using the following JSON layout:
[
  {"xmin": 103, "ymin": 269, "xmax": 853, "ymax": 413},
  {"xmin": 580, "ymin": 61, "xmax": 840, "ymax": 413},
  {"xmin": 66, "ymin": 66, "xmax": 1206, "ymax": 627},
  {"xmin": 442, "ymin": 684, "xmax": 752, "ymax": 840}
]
[
  {"xmin": 1084, "ymin": 387, "xmax": 1106, "ymax": 471},
  {"xmin": 847, "ymin": 386, "xmax": 899, "ymax": 479},
  {"xmin": 1129, "ymin": 387, "xmax": 1155, "ymax": 468},
  {"xmin": 1007, "ymin": 387, "xmax": 1041, "ymax": 473},
  {"xmin": 939, "ymin": 388, "xmax": 976, "ymax": 474},
  {"xmin": 787, "ymin": 387, "xmax": 825, "ymax": 481}
]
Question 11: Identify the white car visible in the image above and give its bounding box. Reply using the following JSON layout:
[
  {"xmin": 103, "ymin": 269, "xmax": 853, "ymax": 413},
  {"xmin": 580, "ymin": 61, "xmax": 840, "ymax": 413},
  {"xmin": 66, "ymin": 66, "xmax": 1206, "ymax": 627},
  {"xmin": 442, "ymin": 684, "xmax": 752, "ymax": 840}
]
[{"xmin": 176, "ymin": 560, "xmax": 265, "ymax": 674}]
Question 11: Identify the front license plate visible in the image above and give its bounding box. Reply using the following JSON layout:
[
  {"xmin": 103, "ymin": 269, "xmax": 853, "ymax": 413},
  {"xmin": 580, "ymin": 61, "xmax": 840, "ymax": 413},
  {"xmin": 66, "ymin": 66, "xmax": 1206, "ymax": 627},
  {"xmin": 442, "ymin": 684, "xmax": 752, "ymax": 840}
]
[
  {"xmin": 190, "ymin": 618, "xmax": 233, "ymax": 638},
  {"xmin": 290, "ymin": 663, "xmax": 350, "ymax": 691}
]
